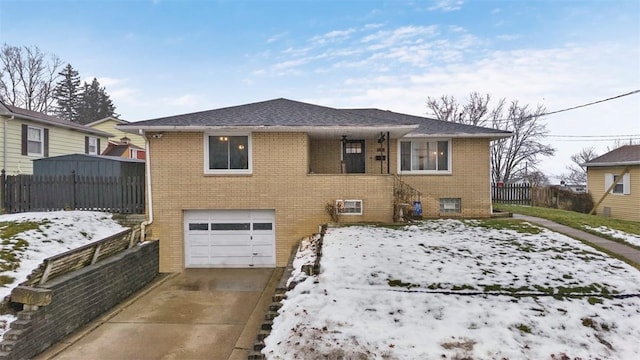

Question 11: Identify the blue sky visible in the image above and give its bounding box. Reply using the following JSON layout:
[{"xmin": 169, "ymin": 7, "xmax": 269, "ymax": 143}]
[{"xmin": 1, "ymin": 0, "xmax": 638, "ymax": 180}]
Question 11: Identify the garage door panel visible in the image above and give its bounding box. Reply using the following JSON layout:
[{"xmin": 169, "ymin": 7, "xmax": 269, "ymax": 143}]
[
  {"xmin": 252, "ymin": 244, "xmax": 274, "ymax": 257},
  {"xmin": 184, "ymin": 209, "xmax": 275, "ymax": 268},
  {"xmin": 212, "ymin": 245, "xmax": 252, "ymax": 256}
]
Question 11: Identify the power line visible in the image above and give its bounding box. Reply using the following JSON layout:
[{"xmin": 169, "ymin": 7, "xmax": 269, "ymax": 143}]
[
  {"xmin": 547, "ymin": 134, "xmax": 640, "ymax": 138},
  {"xmin": 425, "ymin": 89, "xmax": 640, "ymax": 124},
  {"xmin": 546, "ymin": 137, "xmax": 640, "ymax": 142},
  {"xmin": 541, "ymin": 89, "xmax": 639, "ymax": 117}
]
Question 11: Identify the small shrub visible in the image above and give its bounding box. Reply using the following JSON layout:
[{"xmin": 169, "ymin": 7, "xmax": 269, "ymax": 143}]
[{"xmin": 325, "ymin": 202, "xmax": 341, "ymax": 223}]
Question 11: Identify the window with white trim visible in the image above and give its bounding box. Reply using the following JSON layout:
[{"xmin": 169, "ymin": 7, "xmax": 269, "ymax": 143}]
[
  {"xmin": 27, "ymin": 126, "xmax": 44, "ymax": 156},
  {"xmin": 399, "ymin": 139, "xmax": 450, "ymax": 173},
  {"xmin": 439, "ymin": 198, "xmax": 461, "ymax": 213},
  {"xmin": 605, "ymin": 173, "xmax": 630, "ymax": 195},
  {"xmin": 336, "ymin": 200, "xmax": 363, "ymax": 215},
  {"xmin": 204, "ymin": 134, "xmax": 251, "ymax": 174},
  {"xmin": 88, "ymin": 137, "xmax": 98, "ymax": 155}
]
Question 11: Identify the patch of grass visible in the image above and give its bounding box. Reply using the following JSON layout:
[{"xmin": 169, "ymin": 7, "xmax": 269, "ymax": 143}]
[
  {"xmin": 0, "ymin": 275, "xmax": 15, "ymax": 287},
  {"xmin": 427, "ymin": 283, "xmax": 443, "ymax": 290},
  {"xmin": 469, "ymin": 219, "xmax": 543, "ymax": 234},
  {"xmin": 493, "ymin": 204, "xmax": 640, "ymax": 246},
  {"xmin": 581, "ymin": 317, "xmax": 596, "ymax": 329},
  {"xmin": 588, "ymin": 297, "xmax": 603, "ymax": 305},
  {"xmin": 495, "ymin": 204, "xmax": 640, "ymax": 270},
  {"xmin": 451, "ymin": 284, "xmax": 476, "ymax": 291},
  {"xmin": 482, "ymin": 284, "xmax": 502, "ymax": 292},
  {"xmin": 0, "ymin": 221, "xmax": 46, "ymax": 239},
  {"xmin": 388, "ymin": 279, "xmax": 419, "ymax": 289},
  {"xmin": 515, "ymin": 323, "xmax": 532, "ymax": 334}
]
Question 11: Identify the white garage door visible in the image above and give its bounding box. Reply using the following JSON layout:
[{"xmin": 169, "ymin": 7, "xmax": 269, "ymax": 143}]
[{"xmin": 184, "ymin": 209, "xmax": 275, "ymax": 268}]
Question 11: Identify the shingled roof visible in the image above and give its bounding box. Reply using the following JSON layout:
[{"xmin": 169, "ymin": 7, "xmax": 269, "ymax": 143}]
[
  {"xmin": 119, "ymin": 98, "xmax": 511, "ymax": 138},
  {"xmin": 0, "ymin": 101, "xmax": 113, "ymax": 137},
  {"xmin": 583, "ymin": 145, "xmax": 640, "ymax": 167}
]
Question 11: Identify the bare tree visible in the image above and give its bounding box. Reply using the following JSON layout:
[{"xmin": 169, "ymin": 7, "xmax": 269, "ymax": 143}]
[
  {"xmin": 0, "ymin": 44, "xmax": 62, "ymax": 112},
  {"xmin": 562, "ymin": 147, "xmax": 598, "ymax": 184},
  {"xmin": 525, "ymin": 170, "xmax": 550, "ymax": 186},
  {"xmin": 427, "ymin": 93, "xmax": 555, "ymax": 182}
]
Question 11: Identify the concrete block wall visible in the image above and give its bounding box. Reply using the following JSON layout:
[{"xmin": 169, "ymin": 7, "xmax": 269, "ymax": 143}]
[{"xmin": 0, "ymin": 241, "xmax": 159, "ymax": 360}]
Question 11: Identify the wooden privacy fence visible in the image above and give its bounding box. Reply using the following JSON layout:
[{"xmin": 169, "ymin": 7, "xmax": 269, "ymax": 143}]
[
  {"xmin": 1, "ymin": 170, "xmax": 144, "ymax": 214},
  {"xmin": 492, "ymin": 183, "xmax": 531, "ymax": 205}
]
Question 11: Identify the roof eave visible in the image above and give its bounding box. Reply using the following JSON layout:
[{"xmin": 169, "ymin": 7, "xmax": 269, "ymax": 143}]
[
  {"xmin": 584, "ymin": 161, "xmax": 640, "ymax": 167},
  {"xmin": 2, "ymin": 112, "xmax": 113, "ymax": 137},
  {"xmin": 403, "ymin": 132, "xmax": 513, "ymax": 140},
  {"xmin": 117, "ymin": 124, "xmax": 419, "ymax": 132}
]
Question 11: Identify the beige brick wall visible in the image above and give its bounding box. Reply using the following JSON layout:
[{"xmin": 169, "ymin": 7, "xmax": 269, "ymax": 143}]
[
  {"xmin": 148, "ymin": 132, "xmax": 493, "ymax": 272},
  {"xmin": 398, "ymin": 138, "xmax": 492, "ymax": 218},
  {"xmin": 587, "ymin": 166, "xmax": 640, "ymax": 222}
]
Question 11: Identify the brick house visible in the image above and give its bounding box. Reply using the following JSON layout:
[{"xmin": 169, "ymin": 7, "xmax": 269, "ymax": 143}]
[
  {"xmin": 584, "ymin": 145, "xmax": 640, "ymax": 222},
  {"xmin": 120, "ymin": 98, "xmax": 511, "ymax": 272}
]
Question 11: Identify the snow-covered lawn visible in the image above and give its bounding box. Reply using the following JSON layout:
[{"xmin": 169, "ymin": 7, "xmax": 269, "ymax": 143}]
[
  {"xmin": 264, "ymin": 220, "xmax": 640, "ymax": 359},
  {"xmin": 583, "ymin": 225, "xmax": 640, "ymax": 248},
  {"xmin": 0, "ymin": 211, "xmax": 127, "ymax": 339}
]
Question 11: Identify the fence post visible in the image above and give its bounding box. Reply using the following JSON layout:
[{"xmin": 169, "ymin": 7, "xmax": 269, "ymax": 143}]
[
  {"xmin": 1, "ymin": 169, "xmax": 5, "ymax": 211},
  {"xmin": 72, "ymin": 170, "xmax": 77, "ymax": 210}
]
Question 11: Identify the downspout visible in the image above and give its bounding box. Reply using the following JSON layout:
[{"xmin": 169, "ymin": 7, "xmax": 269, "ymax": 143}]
[
  {"xmin": 3, "ymin": 116, "xmax": 14, "ymax": 171},
  {"xmin": 139, "ymin": 130, "xmax": 153, "ymax": 242},
  {"xmin": 489, "ymin": 140, "xmax": 493, "ymax": 215}
]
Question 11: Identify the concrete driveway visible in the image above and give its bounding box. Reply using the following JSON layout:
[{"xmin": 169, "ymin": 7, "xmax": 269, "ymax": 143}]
[{"xmin": 36, "ymin": 268, "xmax": 282, "ymax": 360}]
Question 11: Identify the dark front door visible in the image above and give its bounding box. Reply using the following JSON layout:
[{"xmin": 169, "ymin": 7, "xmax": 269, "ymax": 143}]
[{"xmin": 343, "ymin": 140, "xmax": 365, "ymax": 173}]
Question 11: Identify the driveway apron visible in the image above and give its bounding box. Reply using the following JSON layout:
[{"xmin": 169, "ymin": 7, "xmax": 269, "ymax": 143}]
[{"xmin": 37, "ymin": 268, "xmax": 282, "ymax": 360}]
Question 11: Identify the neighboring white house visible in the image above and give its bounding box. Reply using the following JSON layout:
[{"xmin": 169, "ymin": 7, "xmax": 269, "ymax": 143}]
[{"xmin": 0, "ymin": 101, "xmax": 112, "ymax": 175}]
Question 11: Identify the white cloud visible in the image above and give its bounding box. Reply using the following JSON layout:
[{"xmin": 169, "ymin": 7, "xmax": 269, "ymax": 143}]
[
  {"xmin": 428, "ymin": 0, "xmax": 464, "ymax": 12},
  {"xmin": 310, "ymin": 28, "xmax": 355, "ymax": 44},
  {"xmin": 267, "ymin": 32, "xmax": 287, "ymax": 44}
]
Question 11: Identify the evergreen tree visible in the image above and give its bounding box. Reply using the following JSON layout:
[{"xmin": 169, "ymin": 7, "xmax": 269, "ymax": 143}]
[
  {"xmin": 77, "ymin": 78, "xmax": 118, "ymax": 124},
  {"xmin": 53, "ymin": 63, "xmax": 81, "ymax": 122}
]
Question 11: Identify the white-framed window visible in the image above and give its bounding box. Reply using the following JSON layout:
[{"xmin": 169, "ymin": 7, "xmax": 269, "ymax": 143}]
[
  {"xmin": 336, "ymin": 200, "xmax": 363, "ymax": 215},
  {"xmin": 204, "ymin": 133, "xmax": 252, "ymax": 174},
  {"xmin": 27, "ymin": 126, "xmax": 44, "ymax": 156},
  {"xmin": 439, "ymin": 198, "xmax": 461, "ymax": 213},
  {"xmin": 398, "ymin": 139, "xmax": 451, "ymax": 174},
  {"xmin": 605, "ymin": 173, "xmax": 630, "ymax": 195},
  {"xmin": 88, "ymin": 137, "xmax": 98, "ymax": 155}
]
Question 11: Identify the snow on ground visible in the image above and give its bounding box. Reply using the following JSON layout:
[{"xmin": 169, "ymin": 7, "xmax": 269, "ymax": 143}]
[
  {"xmin": 264, "ymin": 220, "xmax": 640, "ymax": 359},
  {"xmin": 583, "ymin": 225, "xmax": 640, "ymax": 248},
  {"xmin": 0, "ymin": 211, "xmax": 127, "ymax": 339}
]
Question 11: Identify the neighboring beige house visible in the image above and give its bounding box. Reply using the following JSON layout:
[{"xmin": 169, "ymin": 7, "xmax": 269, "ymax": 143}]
[
  {"xmin": 119, "ymin": 98, "xmax": 511, "ymax": 272},
  {"xmin": 584, "ymin": 145, "xmax": 640, "ymax": 222},
  {"xmin": 86, "ymin": 117, "xmax": 146, "ymax": 148},
  {"xmin": 0, "ymin": 101, "xmax": 112, "ymax": 175}
]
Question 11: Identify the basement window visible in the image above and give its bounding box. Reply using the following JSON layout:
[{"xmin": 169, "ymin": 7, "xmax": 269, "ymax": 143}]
[
  {"xmin": 336, "ymin": 200, "xmax": 363, "ymax": 215},
  {"xmin": 439, "ymin": 198, "xmax": 461, "ymax": 213}
]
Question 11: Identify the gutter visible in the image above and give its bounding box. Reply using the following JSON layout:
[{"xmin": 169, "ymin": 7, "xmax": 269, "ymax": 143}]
[
  {"xmin": 3, "ymin": 115, "xmax": 14, "ymax": 171},
  {"xmin": 139, "ymin": 130, "xmax": 153, "ymax": 242}
]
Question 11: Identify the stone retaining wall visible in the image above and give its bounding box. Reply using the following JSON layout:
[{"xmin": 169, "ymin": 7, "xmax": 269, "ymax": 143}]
[{"xmin": 0, "ymin": 241, "xmax": 159, "ymax": 360}]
